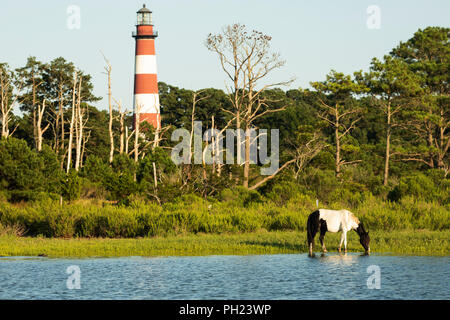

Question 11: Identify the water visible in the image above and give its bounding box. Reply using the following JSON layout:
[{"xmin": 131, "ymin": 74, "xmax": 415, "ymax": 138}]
[{"xmin": 0, "ymin": 254, "xmax": 448, "ymax": 299}]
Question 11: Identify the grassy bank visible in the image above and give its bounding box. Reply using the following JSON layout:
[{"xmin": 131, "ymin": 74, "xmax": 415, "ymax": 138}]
[
  {"xmin": 0, "ymin": 230, "xmax": 448, "ymax": 258},
  {"xmin": 0, "ymin": 194, "xmax": 448, "ymax": 239}
]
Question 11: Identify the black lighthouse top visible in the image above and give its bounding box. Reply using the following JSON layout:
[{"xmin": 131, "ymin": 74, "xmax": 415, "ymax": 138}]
[
  {"xmin": 133, "ymin": 4, "xmax": 158, "ymax": 39},
  {"xmin": 137, "ymin": 4, "xmax": 153, "ymax": 25}
]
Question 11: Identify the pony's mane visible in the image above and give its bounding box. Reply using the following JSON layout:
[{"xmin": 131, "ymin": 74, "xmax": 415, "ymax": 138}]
[{"xmin": 348, "ymin": 211, "xmax": 360, "ymax": 225}]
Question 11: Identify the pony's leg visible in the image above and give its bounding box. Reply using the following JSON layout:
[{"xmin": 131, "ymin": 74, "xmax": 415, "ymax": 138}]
[
  {"xmin": 319, "ymin": 231, "xmax": 327, "ymax": 253},
  {"xmin": 338, "ymin": 233, "xmax": 344, "ymax": 253},
  {"xmin": 307, "ymin": 212, "xmax": 319, "ymax": 257},
  {"xmin": 319, "ymin": 236, "xmax": 327, "ymax": 253},
  {"xmin": 308, "ymin": 232, "xmax": 315, "ymax": 257},
  {"xmin": 319, "ymin": 220, "xmax": 328, "ymax": 253},
  {"xmin": 344, "ymin": 232, "xmax": 348, "ymax": 253},
  {"xmin": 309, "ymin": 237, "xmax": 316, "ymax": 257}
]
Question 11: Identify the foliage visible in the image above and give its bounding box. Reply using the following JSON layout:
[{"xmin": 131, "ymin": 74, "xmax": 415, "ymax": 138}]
[
  {"xmin": 0, "ymin": 190, "xmax": 448, "ymax": 240},
  {"xmin": 0, "ymin": 27, "xmax": 448, "ymax": 240},
  {"xmin": 0, "ymin": 138, "xmax": 62, "ymax": 201},
  {"xmin": 61, "ymin": 170, "xmax": 82, "ymax": 202}
]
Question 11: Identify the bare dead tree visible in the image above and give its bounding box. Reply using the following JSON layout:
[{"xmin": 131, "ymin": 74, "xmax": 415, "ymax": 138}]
[
  {"xmin": 102, "ymin": 53, "xmax": 114, "ymax": 163},
  {"xmin": 66, "ymin": 71, "xmax": 78, "ymax": 173},
  {"xmin": 189, "ymin": 90, "xmax": 209, "ymax": 162},
  {"xmin": 74, "ymin": 76, "xmax": 85, "ymax": 171},
  {"xmin": 206, "ymin": 24, "xmax": 248, "ymax": 165},
  {"xmin": 57, "ymin": 81, "xmax": 66, "ymax": 154},
  {"xmin": 206, "ymin": 24, "xmax": 294, "ymax": 188},
  {"xmin": 289, "ymin": 132, "xmax": 327, "ymax": 179},
  {"xmin": 247, "ymin": 130, "xmax": 326, "ymax": 190},
  {"xmin": 125, "ymin": 125, "xmax": 130, "ymax": 155},
  {"xmin": 134, "ymin": 104, "xmax": 141, "ymax": 163},
  {"xmin": 65, "ymin": 71, "xmax": 87, "ymax": 172},
  {"xmin": 113, "ymin": 98, "xmax": 130, "ymax": 155},
  {"xmin": 80, "ymin": 130, "xmax": 91, "ymax": 168},
  {"xmin": 0, "ymin": 66, "xmax": 22, "ymax": 138},
  {"xmin": 36, "ymin": 99, "xmax": 51, "ymax": 151}
]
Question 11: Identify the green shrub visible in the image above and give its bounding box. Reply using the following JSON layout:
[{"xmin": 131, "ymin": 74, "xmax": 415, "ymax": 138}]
[
  {"xmin": 61, "ymin": 170, "xmax": 82, "ymax": 202},
  {"xmin": 265, "ymin": 181, "xmax": 300, "ymax": 206},
  {"xmin": 218, "ymin": 186, "xmax": 263, "ymax": 208},
  {"xmin": 388, "ymin": 171, "xmax": 448, "ymax": 203}
]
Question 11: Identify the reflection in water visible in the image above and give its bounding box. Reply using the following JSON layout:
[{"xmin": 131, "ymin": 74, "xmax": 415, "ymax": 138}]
[
  {"xmin": 317, "ymin": 253, "xmax": 364, "ymax": 266},
  {"xmin": 0, "ymin": 254, "xmax": 448, "ymax": 300}
]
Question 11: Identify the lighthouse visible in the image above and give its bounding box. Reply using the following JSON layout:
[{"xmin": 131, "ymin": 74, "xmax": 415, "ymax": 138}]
[{"xmin": 132, "ymin": 4, "xmax": 160, "ymax": 130}]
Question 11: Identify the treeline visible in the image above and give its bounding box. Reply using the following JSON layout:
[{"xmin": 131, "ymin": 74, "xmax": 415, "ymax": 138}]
[{"xmin": 0, "ymin": 26, "xmax": 448, "ymax": 207}]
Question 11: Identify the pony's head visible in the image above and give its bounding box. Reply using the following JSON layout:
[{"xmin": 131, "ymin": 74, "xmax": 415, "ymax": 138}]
[{"xmin": 356, "ymin": 223, "xmax": 370, "ymax": 254}]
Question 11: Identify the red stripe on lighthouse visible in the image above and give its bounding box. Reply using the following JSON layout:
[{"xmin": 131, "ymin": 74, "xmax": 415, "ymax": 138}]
[
  {"xmin": 136, "ymin": 39, "xmax": 156, "ymax": 55},
  {"xmin": 140, "ymin": 113, "xmax": 160, "ymax": 126},
  {"xmin": 134, "ymin": 74, "xmax": 159, "ymax": 94},
  {"xmin": 137, "ymin": 25, "xmax": 155, "ymax": 36}
]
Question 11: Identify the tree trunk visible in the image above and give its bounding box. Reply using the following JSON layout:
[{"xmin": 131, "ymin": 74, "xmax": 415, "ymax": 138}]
[
  {"xmin": 384, "ymin": 104, "xmax": 391, "ymax": 186},
  {"xmin": 66, "ymin": 72, "xmax": 77, "ymax": 173},
  {"xmin": 60, "ymin": 86, "xmax": 65, "ymax": 152},
  {"xmin": 75, "ymin": 78, "xmax": 83, "ymax": 171},
  {"xmin": 236, "ymin": 110, "xmax": 241, "ymax": 164},
  {"xmin": 437, "ymin": 106, "xmax": 448, "ymax": 170},
  {"xmin": 335, "ymin": 117, "xmax": 341, "ymax": 177},
  {"xmin": 36, "ymin": 100, "xmax": 49, "ymax": 152},
  {"xmin": 134, "ymin": 113, "xmax": 140, "ymax": 163},
  {"xmin": 108, "ymin": 68, "xmax": 114, "ymax": 163},
  {"xmin": 243, "ymin": 124, "xmax": 250, "ymax": 188},
  {"xmin": 1, "ymin": 113, "xmax": 8, "ymax": 138},
  {"xmin": 125, "ymin": 126, "xmax": 129, "ymax": 155},
  {"xmin": 32, "ymin": 78, "xmax": 38, "ymax": 149},
  {"xmin": 211, "ymin": 116, "xmax": 216, "ymax": 174},
  {"xmin": 152, "ymin": 162, "xmax": 158, "ymax": 188},
  {"xmin": 119, "ymin": 105, "xmax": 124, "ymax": 154}
]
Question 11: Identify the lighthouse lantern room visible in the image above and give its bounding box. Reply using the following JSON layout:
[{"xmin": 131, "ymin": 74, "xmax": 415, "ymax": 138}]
[{"xmin": 137, "ymin": 5, "xmax": 152, "ymax": 25}]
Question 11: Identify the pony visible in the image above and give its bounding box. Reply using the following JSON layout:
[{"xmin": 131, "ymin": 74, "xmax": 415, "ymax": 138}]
[{"xmin": 307, "ymin": 209, "xmax": 370, "ymax": 257}]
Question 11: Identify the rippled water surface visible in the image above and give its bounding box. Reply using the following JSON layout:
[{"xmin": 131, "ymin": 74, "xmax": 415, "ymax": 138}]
[{"xmin": 0, "ymin": 254, "xmax": 448, "ymax": 299}]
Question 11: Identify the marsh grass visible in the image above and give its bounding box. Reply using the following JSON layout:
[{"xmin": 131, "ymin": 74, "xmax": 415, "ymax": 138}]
[{"xmin": 0, "ymin": 230, "xmax": 448, "ymax": 258}]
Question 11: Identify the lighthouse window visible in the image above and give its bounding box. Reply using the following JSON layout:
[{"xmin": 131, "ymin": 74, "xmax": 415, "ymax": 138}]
[{"xmin": 144, "ymin": 13, "xmax": 152, "ymax": 24}]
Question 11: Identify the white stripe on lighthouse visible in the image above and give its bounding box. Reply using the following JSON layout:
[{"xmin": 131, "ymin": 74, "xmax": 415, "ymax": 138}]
[
  {"xmin": 134, "ymin": 93, "xmax": 160, "ymax": 114},
  {"xmin": 135, "ymin": 55, "xmax": 158, "ymax": 75}
]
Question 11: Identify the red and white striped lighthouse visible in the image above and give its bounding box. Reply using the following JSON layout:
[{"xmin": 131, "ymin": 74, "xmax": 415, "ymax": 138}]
[{"xmin": 132, "ymin": 4, "xmax": 160, "ymax": 130}]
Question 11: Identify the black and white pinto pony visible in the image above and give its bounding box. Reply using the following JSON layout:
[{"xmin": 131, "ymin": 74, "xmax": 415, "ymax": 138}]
[{"xmin": 307, "ymin": 209, "xmax": 370, "ymax": 257}]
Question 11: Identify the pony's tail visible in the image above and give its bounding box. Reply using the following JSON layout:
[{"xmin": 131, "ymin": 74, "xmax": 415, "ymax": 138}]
[{"xmin": 307, "ymin": 210, "xmax": 320, "ymax": 247}]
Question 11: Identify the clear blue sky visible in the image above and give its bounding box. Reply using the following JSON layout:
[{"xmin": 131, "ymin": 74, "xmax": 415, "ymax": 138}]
[{"xmin": 1, "ymin": 0, "xmax": 449, "ymax": 111}]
